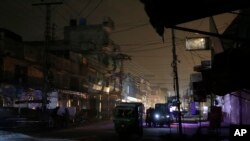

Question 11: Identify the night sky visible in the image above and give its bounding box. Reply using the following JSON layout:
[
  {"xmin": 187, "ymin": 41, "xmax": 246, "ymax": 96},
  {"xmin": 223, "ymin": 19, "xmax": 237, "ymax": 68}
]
[{"xmin": 0, "ymin": 0, "xmax": 237, "ymax": 95}]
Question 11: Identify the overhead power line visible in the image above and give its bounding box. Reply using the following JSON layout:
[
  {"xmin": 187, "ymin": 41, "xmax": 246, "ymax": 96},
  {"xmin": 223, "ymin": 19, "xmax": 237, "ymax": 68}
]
[
  {"xmin": 120, "ymin": 40, "xmax": 165, "ymax": 47},
  {"xmin": 79, "ymin": 0, "xmax": 92, "ymax": 17},
  {"xmin": 112, "ymin": 23, "xmax": 149, "ymax": 33},
  {"xmin": 128, "ymin": 60, "xmax": 155, "ymax": 75},
  {"xmin": 86, "ymin": 0, "xmax": 103, "ymax": 19},
  {"xmin": 62, "ymin": 0, "xmax": 79, "ymax": 16},
  {"xmin": 122, "ymin": 42, "xmax": 185, "ymax": 53},
  {"xmin": 122, "ymin": 40, "xmax": 183, "ymax": 52}
]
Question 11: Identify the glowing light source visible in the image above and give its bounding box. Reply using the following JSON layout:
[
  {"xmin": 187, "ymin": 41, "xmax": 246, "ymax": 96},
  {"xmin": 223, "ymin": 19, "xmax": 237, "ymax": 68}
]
[{"xmin": 186, "ymin": 37, "xmax": 209, "ymax": 50}]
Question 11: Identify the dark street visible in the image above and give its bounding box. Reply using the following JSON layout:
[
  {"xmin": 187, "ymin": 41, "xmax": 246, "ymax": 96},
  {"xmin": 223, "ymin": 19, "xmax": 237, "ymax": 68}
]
[
  {"xmin": 0, "ymin": 119, "xmax": 230, "ymax": 141},
  {"xmin": 1, "ymin": 1, "xmax": 250, "ymax": 141}
]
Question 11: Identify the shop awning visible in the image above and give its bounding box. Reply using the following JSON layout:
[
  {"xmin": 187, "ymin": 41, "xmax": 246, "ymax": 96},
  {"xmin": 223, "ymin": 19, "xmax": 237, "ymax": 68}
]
[
  {"xmin": 210, "ymin": 47, "xmax": 250, "ymax": 95},
  {"xmin": 140, "ymin": 0, "xmax": 250, "ymax": 36}
]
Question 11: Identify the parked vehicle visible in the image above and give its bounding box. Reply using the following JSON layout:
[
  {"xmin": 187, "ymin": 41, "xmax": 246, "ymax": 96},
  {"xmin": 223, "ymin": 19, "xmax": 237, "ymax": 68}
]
[{"xmin": 113, "ymin": 102, "xmax": 144, "ymax": 137}]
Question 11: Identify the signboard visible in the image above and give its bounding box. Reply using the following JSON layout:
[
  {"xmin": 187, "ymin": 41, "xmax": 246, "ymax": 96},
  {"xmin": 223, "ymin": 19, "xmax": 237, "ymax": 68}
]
[{"xmin": 186, "ymin": 37, "xmax": 210, "ymax": 50}]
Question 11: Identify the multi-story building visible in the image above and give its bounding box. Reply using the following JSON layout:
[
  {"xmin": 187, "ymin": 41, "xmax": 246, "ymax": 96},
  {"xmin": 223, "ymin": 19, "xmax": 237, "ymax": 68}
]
[
  {"xmin": 61, "ymin": 17, "xmax": 121, "ymax": 119},
  {"xmin": 0, "ymin": 29, "xmax": 52, "ymax": 109},
  {"xmin": 0, "ymin": 28, "xmax": 26, "ymax": 107},
  {"xmin": 0, "ymin": 18, "xmax": 121, "ymax": 120},
  {"xmin": 121, "ymin": 73, "xmax": 150, "ymax": 108}
]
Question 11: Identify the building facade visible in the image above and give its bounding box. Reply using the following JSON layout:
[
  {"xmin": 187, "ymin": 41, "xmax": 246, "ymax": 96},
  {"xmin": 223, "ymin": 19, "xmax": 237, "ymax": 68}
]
[{"xmin": 0, "ymin": 18, "xmax": 121, "ymax": 120}]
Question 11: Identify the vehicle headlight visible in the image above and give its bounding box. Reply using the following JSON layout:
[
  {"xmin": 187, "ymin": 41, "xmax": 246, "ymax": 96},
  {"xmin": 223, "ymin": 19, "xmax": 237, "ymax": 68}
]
[
  {"xmin": 166, "ymin": 115, "xmax": 170, "ymax": 118},
  {"xmin": 155, "ymin": 114, "xmax": 160, "ymax": 119}
]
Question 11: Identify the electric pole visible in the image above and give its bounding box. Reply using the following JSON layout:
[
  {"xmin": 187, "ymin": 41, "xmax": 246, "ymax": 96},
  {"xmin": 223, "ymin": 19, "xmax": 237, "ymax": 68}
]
[
  {"xmin": 171, "ymin": 28, "xmax": 183, "ymax": 135},
  {"xmin": 32, "ymin": 1, "xmax": 63, "ymax": 112},
  {"xmin": 114, "ymin": 53, "xmax": 131, "ymax": 102}
]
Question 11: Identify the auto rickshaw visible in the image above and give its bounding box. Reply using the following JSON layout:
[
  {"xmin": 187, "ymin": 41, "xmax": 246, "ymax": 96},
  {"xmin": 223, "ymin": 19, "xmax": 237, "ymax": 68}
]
[{"xmin": 113, "ymin": 102, "xmax": 144, "ymax": 137}]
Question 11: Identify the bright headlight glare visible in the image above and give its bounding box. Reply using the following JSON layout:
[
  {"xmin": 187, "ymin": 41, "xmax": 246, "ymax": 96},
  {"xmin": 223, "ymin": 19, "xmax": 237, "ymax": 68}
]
[{"xmin": 155, "ymin": 114, "xmax": 159, "ymax": 119}]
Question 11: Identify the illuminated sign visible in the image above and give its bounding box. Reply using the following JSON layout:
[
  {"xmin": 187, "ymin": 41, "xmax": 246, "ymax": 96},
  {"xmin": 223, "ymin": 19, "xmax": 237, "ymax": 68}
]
[{"xmin": 186, "ymin": 37, "xmax": 210, "ymax": 50}]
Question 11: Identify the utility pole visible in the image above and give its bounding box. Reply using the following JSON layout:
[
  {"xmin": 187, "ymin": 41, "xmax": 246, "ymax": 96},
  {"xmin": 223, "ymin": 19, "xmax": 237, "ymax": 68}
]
[
  {"xmin": 51, "ymin": 23, "xmax": 56, "ymax": 42},
  {"xmin": 32, "ymin": 1, "xmax": 63, "ymax": 112},
  {"xmin": 114, "ymin": 53, "xmax": 131, "ymax": 102},
  {"xmin": 171, "ymin": 28, "xmax": 183, "ymax": 135}
]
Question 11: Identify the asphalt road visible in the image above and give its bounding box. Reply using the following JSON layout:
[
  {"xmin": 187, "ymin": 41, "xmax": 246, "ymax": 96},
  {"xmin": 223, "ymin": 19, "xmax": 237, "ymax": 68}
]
[
  {"xmin": 0, "ymin": 120, "xmax": 230, "ymax": 141},
  {"xmin": 30, "ymin": 120, "xmax": 180, "ymax": 141}
]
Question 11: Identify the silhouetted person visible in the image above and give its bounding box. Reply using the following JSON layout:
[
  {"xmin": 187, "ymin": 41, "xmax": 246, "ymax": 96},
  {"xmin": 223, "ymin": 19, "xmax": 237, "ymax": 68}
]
[
  {"xmin": 63, "ymin": 107, "xmax": 70, "ymax": 128},
  {"xmin": 146, "ymin": 107, "xmax": 154, "ymax": 127}
]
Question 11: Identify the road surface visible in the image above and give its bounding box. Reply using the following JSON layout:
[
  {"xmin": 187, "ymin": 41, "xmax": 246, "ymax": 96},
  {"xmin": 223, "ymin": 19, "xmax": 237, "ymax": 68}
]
[{"xmin": 0, "ymin": 120, "xmax": 230, "ymax": 141}]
